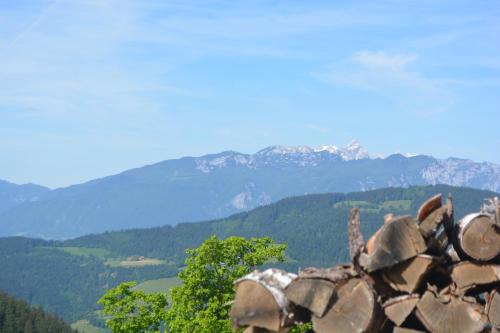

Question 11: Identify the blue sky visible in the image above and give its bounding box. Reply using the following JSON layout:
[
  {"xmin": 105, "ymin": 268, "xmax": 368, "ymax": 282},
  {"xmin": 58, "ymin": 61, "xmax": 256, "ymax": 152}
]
[{"xmin": 1, "ymin": 0, "xmax": 499, "ymax": 188}]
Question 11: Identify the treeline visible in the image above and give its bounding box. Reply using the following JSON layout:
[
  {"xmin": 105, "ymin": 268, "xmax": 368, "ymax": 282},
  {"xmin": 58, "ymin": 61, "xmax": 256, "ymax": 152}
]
[
  {"xmin": 0, "ymin": 289, "xmax": 75, "ymax": 333},
  {"xmin": 66, "ymin": 184, "xmax": 497, "ymax": 267}
]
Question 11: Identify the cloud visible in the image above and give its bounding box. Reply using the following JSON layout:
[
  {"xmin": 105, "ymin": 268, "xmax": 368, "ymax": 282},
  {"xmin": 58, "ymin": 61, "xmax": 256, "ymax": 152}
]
[
  {"xmin": 312, "ymin": 51, "xmax": 456, "ymax": 116},
  {"xmin": 353, "ymin": 51, "xmax": 417, "ymax": 68}
]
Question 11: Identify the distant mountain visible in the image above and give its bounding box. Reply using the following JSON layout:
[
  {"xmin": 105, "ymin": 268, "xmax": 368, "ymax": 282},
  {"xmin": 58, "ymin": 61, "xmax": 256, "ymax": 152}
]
[
  {"xmin": 0, "ymin": 185, "xmax": 497, "ymax": 323},
  {"xmin": 1, "ymin": 142, "xmax": 499, "ymax": 239},
  {"xmin": 0, "ymin": 179, "xmax": 49, "ymax": 214}
]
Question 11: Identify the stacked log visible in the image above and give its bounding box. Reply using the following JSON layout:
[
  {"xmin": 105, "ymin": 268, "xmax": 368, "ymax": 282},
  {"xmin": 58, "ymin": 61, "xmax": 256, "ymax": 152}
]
[{"xmin": 230, "ymin": 194, "xmax": 500, "ymax": 332}]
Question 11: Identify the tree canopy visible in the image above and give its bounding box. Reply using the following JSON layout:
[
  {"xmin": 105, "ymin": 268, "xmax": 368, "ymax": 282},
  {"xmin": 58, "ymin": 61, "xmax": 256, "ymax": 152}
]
[{"xmin": 99, "ymin": 235, "xmax": 287, "ymax": 332}]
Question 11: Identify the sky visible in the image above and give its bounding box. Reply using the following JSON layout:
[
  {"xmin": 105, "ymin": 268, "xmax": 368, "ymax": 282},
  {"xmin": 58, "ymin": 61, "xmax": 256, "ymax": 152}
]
[{"xmin": 1, "ymin": 0, "xmax": 499, "ymax": 188}]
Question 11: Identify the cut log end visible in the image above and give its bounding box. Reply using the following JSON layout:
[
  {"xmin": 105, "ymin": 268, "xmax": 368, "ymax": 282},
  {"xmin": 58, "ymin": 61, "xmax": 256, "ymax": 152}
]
[
  {"xmin": 383, "ymin": 255, "xmax": 436, "ymax": 293},
  {"xmin": 416, "ymin": 288, "xmax": 485, "ymax": 333},
  {"xmin": 383, "ymin": 294, "xmax": 420, "ymax": 326},
  {"xmin": 457, "ymin": 214, "xmax": 500, "ymax": 261},
  {"xmin": 487, "ymin": 289, "xmax": 500, "ymax": 328},
  {"xmin": 312, "ymin": 278, "xmax": 381, "ymax": 333},
  {"xmin": 451, "ymin": 262, "xmax": 500, "ymax": 290},
  {"xmin": 360, "ymin": 216, "xmax": 427, "ymax": 273},
  {"xmin": 285, "ymin": 278, "xmax": 335, "ymax": 318},
  {"xmin": 230, "ymin": 269, "xmax": 297, "ymax": 331}
]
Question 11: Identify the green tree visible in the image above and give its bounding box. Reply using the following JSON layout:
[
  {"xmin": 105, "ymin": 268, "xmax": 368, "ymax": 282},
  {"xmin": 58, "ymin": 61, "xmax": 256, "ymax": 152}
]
[
  {"xmin": 98, "ymin": 282, "xmax": 168, "ymax": 333},
  {"xmin": 166, "ymin": 236, "xmax": 286, "ymax": 333},
  {"xmin": 98, "ymin": 235, "xmax": 286, "ymax": 333}
]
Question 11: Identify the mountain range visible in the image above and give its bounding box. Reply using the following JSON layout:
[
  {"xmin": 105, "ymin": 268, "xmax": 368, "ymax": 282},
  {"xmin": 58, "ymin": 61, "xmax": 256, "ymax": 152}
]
[{"xmin": 1, "ymin": 141, "xmax": 500, "ymax": 239}]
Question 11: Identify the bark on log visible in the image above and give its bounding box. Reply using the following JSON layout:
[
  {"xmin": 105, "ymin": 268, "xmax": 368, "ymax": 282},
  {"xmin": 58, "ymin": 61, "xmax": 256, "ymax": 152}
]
[
  {"xmin": 415, "ymin": 287, "xmax": 485, "ymax": 333},
  {"xmin": 311, "ymin": 278, "xmax": 382, "ymax": 333},
  {"xmin": 487, "ymin": 289, "xmax": 500, "ymax": 328},
  {"xmin": 393, "ymin": 328, "xmax": 427, "ymax": 333},
  {"xmin": 417, "ymin": 194, "xmax": 442, "ymax": 223},
  {"xmin": 359, "ymin": 216, "xmax": 427, "ymax": 273},
  {"xmin": 285, "ymin": 278, "xmax": 336, "ymax": 318},
  {"xmin": 481, "ymin": 197, "xmax": 500, "ymax": 227},
  {"xmin": 348, "ymin": 208, "xmax": 365, "ymax": 262},
  {"xmin": 298, "ymin": 266, "xmax": 354, "ymax": 283},
  {"xmin": 231, "ymin": 269, "xmax": 297, "ymax": 331},
  {"xmin": 383, "ymin": 294, "xmax": 420, "ymax": 326},
  {"xmin": 382, "ymin": 255, "xmax": 436, "ymax": 293},
  {"xmin": 451, "ymin": 262, "xmax": 500, "ymax": 290},
  {"xmin": 457, "ymin": 213, "xmax": 500, "ymax": 261}
]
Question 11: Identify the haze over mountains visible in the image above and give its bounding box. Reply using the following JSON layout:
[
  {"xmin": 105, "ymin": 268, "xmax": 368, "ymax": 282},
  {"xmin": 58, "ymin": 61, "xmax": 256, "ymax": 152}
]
[{"xmin": 1, "ymin": 141, "xmax": 500, "ymax": 239}]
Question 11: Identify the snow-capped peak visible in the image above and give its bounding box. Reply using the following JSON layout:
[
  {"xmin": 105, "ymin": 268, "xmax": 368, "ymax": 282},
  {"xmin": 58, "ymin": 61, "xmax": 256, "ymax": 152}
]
[
  {"xmin": 256, "ymin": 142, "xmax": 369, "ymax": 160},
  {"xmin": 340, "ymin": 140, "xmax": 370, "ymax": 161},
  {"xmin": 314, "ymin": 145, "xmax": 339, "ymax": 153},
  {"xmin": 256, "ymin": 145, "xmax": 314, "ymax": 155}
]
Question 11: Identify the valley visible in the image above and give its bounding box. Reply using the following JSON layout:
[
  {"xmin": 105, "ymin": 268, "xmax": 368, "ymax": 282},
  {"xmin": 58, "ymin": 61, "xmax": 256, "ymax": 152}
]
[{"xmin": 0, "ymin": 184, "xmax": 497, "ymax": 329}]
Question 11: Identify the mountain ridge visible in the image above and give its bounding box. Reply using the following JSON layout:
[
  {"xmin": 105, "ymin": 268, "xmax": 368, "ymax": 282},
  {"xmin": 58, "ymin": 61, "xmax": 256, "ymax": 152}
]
[{"xmin": 1, "ymin": 142, "xmax": 499, "ymax": 239}]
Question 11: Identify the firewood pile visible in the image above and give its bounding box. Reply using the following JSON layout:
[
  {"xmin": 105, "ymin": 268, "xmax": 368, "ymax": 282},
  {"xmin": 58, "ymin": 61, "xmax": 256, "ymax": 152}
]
[{"xmin": 229, "ymin": 195, "xmax": 500, "ymax": 333}]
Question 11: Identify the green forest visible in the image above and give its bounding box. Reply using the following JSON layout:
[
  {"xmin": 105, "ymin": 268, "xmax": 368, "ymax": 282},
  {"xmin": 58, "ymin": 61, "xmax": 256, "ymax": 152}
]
[
  {"xmin": 0, "ymin": 289, "xmax": 75, "ymax": 333},
  {"xmin": 0, "ymin": 185, "xmax": 497, "ymax": 327}
]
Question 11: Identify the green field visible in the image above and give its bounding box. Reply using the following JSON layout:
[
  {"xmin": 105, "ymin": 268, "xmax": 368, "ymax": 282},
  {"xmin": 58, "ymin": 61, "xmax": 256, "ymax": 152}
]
[
  {"xmin": 332, "ymin": 199, "xmax": 412, "ymax": 213},
  {"xmin": 57, "ymin": 247, "xmax": 111, "ymax": 258},
  {"xmin": 105, "ymin": 258, "xmax": 165, "ymax": 268},
  {"xmin": 134, "ymin": 277, "xmax": 181, "ymax": 294},
  {"xmin": 382, "ymin": 199, "xmax": 412, "ymax": 211},
  {"xmin": 71, "ymin": 320, "xmax": 106, "ymax": 333}
]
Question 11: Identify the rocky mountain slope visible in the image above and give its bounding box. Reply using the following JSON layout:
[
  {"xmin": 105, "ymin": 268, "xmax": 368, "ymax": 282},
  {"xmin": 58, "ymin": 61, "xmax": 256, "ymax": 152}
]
[{"xmin": 1, "ymin": 142, "xmax": 499, "ymax": 239}]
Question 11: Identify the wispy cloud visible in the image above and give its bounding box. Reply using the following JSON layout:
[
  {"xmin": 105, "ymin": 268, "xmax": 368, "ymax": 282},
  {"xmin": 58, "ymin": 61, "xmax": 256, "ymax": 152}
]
[{"xmin": 312, "ymin": 51, "xmax": 456, "ymax": 116}]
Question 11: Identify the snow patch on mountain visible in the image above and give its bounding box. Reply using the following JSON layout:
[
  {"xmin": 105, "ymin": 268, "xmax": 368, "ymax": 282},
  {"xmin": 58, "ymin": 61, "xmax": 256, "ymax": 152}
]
[
  {"xmin": 231, "ymin": 191, "xmax": 252, "ymax": 209},
  {"xmin": 196, "ymin": 141, "xmax": 371, "ymax": 173}
]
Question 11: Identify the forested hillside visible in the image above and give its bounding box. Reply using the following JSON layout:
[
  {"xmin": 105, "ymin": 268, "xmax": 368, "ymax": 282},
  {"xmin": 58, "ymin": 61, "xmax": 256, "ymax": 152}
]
[
  {"xmin": 0, "ymin": 289, "xmax": 75, "ymax": 333},
  {"xmin": 0, "ymin": 185, "xmax": 497, "ymax": 325},
  {"xmin": 66, "ymin": 184, "xmax": 498, "ymax": 267}
]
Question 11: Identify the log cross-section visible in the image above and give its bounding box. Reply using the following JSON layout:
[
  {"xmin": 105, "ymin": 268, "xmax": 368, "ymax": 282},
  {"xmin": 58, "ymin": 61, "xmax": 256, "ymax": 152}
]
[
  {"xmin": 382, "ymin": 255, "xmax": 436, "ymax": 293},
  {"xmin": 457, "ymin": 213, "xmax": 500, "ymax": 261},
  {"xmin": 415, "ymin": 288, "xmax": 485, "ymax": 333},
  {"xmin": 359, "ymin": 216, "xmax": 427, "ymax": 273},
  {"xmin": 383, "ymin": 294, "xmax": 420, "ymax": 326},
  {"xmin": 285, "ymin": 278, "xmax": 335, "ymax": 318},
  {"xmin": 311, "ymin": 278, "xmax": 381, "ymax": 333},
  {"xmin": 230, "ymin": 269, "xmax": 297, "ymax": 331},
  {"xmin": 487, "ymin": 289, "xmax": 500, "ymax": 329},
  {"xmin": 451, "ymin": 261, "xmax": 500, "ymax": 290}
]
